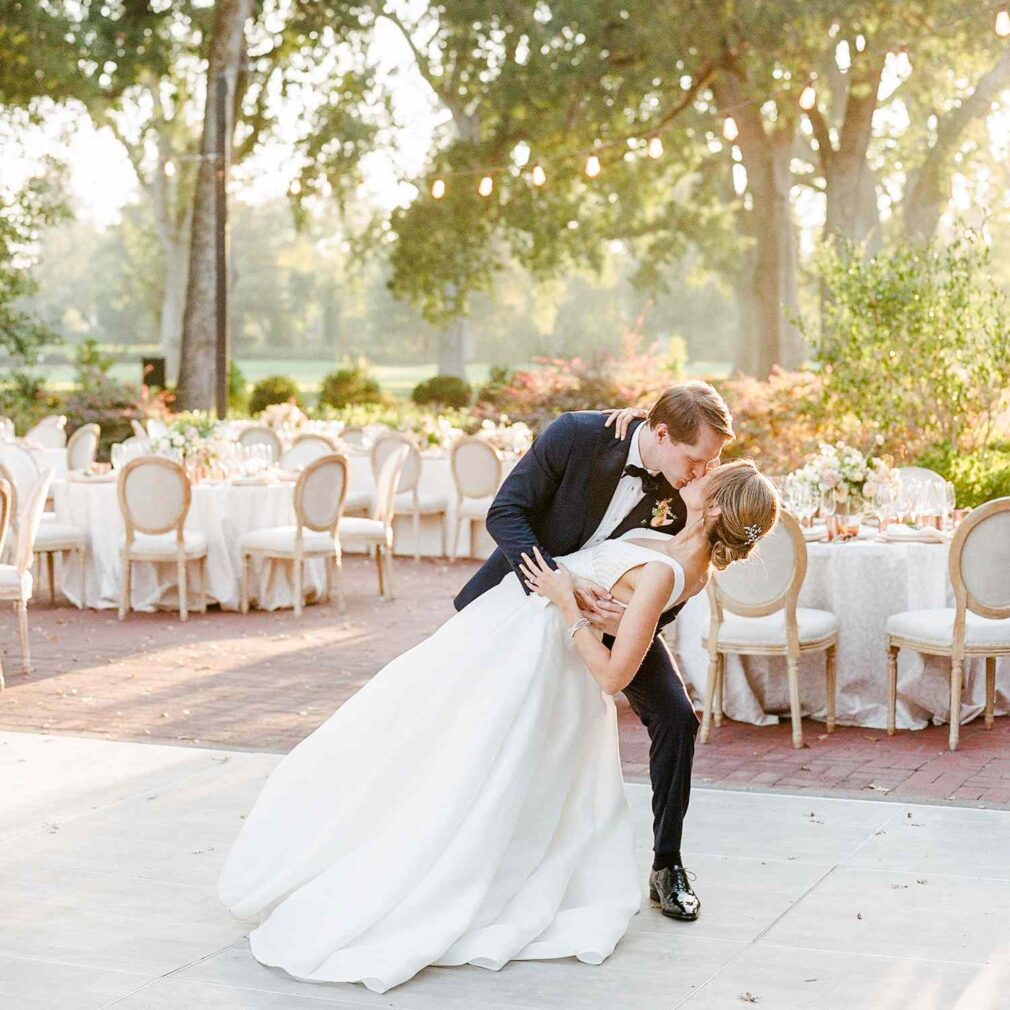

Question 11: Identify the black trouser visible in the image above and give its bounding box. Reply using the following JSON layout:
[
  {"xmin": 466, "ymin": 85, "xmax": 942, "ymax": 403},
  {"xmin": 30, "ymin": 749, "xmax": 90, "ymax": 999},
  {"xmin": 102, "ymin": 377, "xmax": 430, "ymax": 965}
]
[{"xmin": 613, "ymin": 633, "xmax": 699, "ymax": 870}]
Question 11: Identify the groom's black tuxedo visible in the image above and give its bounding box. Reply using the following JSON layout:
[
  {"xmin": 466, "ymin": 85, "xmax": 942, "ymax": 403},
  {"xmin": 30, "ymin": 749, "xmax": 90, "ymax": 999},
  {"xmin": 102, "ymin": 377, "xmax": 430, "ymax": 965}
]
[{"xmin": 455, "ymin": 411, "xmax": 698, "ymax": 870}]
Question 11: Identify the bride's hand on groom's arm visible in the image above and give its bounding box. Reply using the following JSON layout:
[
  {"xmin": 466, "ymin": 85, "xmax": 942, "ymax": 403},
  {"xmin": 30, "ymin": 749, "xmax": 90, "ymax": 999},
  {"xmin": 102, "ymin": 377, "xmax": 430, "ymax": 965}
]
[
  {"xmin": 602, "ymin": 406, "xmax": 648, "ymax": 440},
  {"xmin": 519, "ymin": 548, "xmax": 576, "ymax": 607}
]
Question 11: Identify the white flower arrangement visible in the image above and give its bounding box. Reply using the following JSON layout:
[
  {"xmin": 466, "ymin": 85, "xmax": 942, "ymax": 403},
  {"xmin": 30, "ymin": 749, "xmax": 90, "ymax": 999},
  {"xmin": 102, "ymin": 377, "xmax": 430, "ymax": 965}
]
[
  {"xmin": 261, "ymin": 401, "xmax": 308, "ymax": 432},
  {"xmin": 476, "ymin": 416, "xmax": 533, "ymax": 455},
  {"xmin": 792, "ymin": 438, "xmax": 897, "ymax": 504}
]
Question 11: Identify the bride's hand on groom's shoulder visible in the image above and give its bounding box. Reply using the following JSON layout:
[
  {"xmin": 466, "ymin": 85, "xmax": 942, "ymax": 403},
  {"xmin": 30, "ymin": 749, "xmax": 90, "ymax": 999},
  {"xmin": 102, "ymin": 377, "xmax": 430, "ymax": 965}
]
[
  {"xmin": 519, "ymin": 548, "xmax": 574, "ymax": 605},
  {"xmin": 602, "ymin": 406, "xmax": 648, "ymax": 440}
]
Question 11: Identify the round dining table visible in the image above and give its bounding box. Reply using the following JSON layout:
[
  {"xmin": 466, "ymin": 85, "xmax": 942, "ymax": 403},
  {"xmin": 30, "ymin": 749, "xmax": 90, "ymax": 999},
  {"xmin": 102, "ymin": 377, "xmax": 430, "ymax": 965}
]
[{"xmin": 668, "ymin": 532, "xmax": 1010, "ymax": 731}]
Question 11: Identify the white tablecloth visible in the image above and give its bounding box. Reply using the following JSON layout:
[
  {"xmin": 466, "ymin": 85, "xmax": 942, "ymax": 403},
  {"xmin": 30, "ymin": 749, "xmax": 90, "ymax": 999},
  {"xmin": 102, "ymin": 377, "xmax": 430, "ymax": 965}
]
[
  {"xmin": 53, "ymin": 479, "xmax": 327, "ymax": 612},
  {"xmin": 669, "ymin": 538, "xmax": 1010, "ymax": 730}
]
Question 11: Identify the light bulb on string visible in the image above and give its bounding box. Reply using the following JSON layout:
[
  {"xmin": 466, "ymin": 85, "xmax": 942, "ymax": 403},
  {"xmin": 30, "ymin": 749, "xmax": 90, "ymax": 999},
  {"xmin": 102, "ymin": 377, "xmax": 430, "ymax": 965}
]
[
  {"xmin": 164, "ymin": 160, "xmax": 176, "ymax": 177},
  {"xmin": 799, "ymin": 84, "xmax": 817, "ymax": 111},
  {"xmin": 722, "ymin": 116, "xmax": 739, "ymax": 142},
  {"xmin": 584, "ymin": 153, "xmax": 601, "ymax": 178},
  {"xmin": 431, "ymin": 178, "xmax": 446, "ymax": 199},
  {"xmin": 531, "ymin": 163, "xmax": 547, "ymax": 186},
  {"xmin": 997, "ymin": 7, "xmax": 1010, "ymax": 36},
  {"xmin": 478, "ymin": 174, "xmax": 494, "ymax": 197},
  {"xmin": 647, "ymin": 135, "xmax": 664, "ymax": 159}
]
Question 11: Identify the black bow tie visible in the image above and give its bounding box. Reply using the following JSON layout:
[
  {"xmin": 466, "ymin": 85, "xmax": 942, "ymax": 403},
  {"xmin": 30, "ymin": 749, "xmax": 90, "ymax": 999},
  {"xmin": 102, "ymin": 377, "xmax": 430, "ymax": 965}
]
[{"xmin": 623, "ymin": 463, "xmax": 661, "ymax": 495}]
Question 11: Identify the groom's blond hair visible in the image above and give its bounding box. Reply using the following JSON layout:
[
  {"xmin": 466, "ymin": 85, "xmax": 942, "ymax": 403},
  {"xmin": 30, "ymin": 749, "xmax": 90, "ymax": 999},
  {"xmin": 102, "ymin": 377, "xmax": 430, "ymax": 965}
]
[{"xmin": 648, "ymin": 381, "xmax": 734, "ymax": 445}]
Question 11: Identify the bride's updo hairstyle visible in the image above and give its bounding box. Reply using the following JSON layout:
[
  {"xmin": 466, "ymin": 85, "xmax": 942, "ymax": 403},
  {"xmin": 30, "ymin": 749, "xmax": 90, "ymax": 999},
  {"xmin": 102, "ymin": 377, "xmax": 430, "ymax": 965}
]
[{"xmin": 705, "ymin": 460, "xmax": 780, "ymax": 570}]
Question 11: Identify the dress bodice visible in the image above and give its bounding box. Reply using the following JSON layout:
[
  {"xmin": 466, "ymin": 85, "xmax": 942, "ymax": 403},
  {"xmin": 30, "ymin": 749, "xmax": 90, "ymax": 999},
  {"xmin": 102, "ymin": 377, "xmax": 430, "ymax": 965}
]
[{"xmin": 558, "ymin": 531, "xmax": 685, "ymax": 613}]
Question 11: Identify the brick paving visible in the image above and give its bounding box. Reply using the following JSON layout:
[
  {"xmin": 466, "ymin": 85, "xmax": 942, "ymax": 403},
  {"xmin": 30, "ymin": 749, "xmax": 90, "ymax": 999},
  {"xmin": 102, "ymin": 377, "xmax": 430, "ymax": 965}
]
[{"xmin": 2, "ymin": 555, "xmax": 1009, "ymax": 809}]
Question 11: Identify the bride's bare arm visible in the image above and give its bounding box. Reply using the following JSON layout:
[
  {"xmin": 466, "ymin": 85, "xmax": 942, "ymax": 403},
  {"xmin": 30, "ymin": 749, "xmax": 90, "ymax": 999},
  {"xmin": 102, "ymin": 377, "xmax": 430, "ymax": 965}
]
[{"xmin": 519, "ymin": 550, "xmax": 674, "ymax": 697}]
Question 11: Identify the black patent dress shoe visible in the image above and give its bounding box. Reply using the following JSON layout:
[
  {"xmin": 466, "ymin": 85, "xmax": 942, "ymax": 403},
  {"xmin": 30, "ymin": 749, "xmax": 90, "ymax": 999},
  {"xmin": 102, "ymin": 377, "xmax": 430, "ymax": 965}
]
[{"xmin": 649, "ymin": 865, "xmax": 701, "ymax": 921}]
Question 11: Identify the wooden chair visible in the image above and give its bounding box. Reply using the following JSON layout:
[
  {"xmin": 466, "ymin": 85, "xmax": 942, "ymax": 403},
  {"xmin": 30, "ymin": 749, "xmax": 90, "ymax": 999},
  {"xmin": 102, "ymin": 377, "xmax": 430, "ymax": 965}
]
[
  {"xmin": 279, "ymin": 433, "xmax": 335, "ymax": 471},
  {"xmin": 886, "ymin": 496, "xmax": 1010, "ymax": 751},
  {"xmin": 25, "ymin": 415, "xmax": 67, "ymax": 448},
  {"xmin": 449, "ymin": 436, "xmax": 503, "ymax": 560},
  {"xmin": 701, "ymin": 511, "xmax": 839, "ymax": 749},
  {"xmin": 0, "ymin": 468, "xmax": 54, "ymax": 680},
  {"xmin": 370, "ymin": 432, "xmax": 447, "ymax": 560},
  {"xmin": 117, "ymin": 456, "xmax": 207, "ymax": 621},
  {"xmin": 66, "ymin": 423, "xmax": 101, "ymax": 471},
  {"xmin": 238, "ymin": 425, "xmax": 282, "ymax": 463},
  {"xmin": 0, "ymin": 444, "xmax": 39, "ymax": 561},
  {"xmin": 240, "ymin": 453, "xmax": 348, "ymax": 617},
  {"xmin": 339, "ymin": 442, "xmax": 409, "ymax": 599}
]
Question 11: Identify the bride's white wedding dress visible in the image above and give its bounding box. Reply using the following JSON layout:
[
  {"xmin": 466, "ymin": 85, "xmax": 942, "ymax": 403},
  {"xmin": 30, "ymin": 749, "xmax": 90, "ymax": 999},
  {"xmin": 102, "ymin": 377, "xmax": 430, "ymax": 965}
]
[{"xmin": 218, "ymin": 530, "xmax": 684, "ymax": 993}]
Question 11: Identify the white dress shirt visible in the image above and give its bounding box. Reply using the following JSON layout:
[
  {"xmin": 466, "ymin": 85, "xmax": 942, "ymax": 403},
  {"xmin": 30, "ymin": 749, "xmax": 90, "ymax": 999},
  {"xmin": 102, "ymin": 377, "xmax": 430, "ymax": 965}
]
[{"xmin": 583, "ymin": 424, "xmax": 659, "ymax": 547}]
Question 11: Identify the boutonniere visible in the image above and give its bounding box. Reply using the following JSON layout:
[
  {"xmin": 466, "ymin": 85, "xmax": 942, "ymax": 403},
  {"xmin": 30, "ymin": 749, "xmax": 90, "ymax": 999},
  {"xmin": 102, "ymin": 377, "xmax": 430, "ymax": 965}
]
[{"xmin": 651, "ymin": 498, "xmax": 675, "ymax": 527}]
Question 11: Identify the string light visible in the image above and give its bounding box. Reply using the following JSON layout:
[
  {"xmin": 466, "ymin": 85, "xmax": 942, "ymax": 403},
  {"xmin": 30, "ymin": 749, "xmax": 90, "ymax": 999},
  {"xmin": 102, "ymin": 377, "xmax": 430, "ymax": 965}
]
[
  {"xmin": 647, "ymin": 135, "xmax": 664, "ymax": 158},
  {"xmin": 799, "ymin": 84, "xmax": 817, "ymax": 111},
  {"xmin": 478, "ymin": 174, "xmax": 494, "ymax": 196},
  {"xmin": 722, "ymin": 116, "xmax": 739, "ymax": 141},
  {"xmin": 164, "ymin": 160, "xmax": 176, "ymax": 177},
  {"xmin": 997, "ymin": 7, "xmax": 1010, "ymax": 36},
  {"xmin": 584, "ymin": 153, "xmax": 601, "ymax": 177},
  {"xmin": 531, "ymin": 163, "xmax": 547, "ymax": 186},
  {"xmin": 431, "ymin": 177, "xmax": 446, "ymax": 199}
]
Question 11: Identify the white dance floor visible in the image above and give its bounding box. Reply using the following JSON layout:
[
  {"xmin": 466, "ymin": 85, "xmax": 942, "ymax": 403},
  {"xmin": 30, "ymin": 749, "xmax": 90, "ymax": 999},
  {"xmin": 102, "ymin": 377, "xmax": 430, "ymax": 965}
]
[{"xmin": 2, "ymin": 730, "xmax": 1009, "ymax": 1009}]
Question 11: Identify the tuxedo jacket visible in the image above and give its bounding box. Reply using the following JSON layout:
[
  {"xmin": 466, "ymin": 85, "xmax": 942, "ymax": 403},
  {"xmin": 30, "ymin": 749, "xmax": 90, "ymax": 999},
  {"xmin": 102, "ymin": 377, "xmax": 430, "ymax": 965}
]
[{"xmin": 453, "ymin": 411, "xmax": 687, "ymax": 631}]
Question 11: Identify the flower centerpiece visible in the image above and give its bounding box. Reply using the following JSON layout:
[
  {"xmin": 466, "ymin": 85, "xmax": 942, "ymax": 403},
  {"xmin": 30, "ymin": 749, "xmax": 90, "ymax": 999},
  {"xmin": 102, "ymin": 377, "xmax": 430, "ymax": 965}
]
[
  {"xmin": 475, "ymin": 416, "xmax": 533, "ymax": 455},
  {"xmin": 261, "ymin": 401, "xmax": 308, "ymax": 434},
  {"xmin": 791, "ymin": 437, "xmax": 898, "ymax": 532},
  {"xmin": 149, "ymin": 412, "xmax": 230, "ymax": 479}
]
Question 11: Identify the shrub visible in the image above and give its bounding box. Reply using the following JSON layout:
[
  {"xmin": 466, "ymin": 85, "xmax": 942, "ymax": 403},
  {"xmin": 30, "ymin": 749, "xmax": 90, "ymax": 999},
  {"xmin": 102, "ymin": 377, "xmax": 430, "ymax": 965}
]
[
  {"xmin": 476, "ymin": 364, "xmax": 513, "ymax": 404},
  {"xmin": 318, "ymin": 361, "xmax": 384, "ymax": 409},
  {"xmin": 916, "ymin": 442, "xmax": 1010, "ymax": 509},
  {"xmin": 228, "ymin": 360, "xmax": 249, "ymax": 413},
  {"xmin": 412, "ymin": 374, "xmax": 472, "ymax": 408},
  {"xmin": 800, "ymin": 228, "xmax": 1010, "ymax": 458},
  {"xmin": 249, "ymin": 374, "xmax": 303, "ymax": 415}
]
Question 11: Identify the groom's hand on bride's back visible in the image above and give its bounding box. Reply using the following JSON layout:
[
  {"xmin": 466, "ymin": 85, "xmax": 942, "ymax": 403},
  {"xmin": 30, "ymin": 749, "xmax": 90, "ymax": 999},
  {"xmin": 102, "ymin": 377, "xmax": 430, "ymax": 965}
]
[
  {"xmin": 574, "ymin": 578, "xmax": 626, "ymax": 637},
  {"xmin": 602, "ymin": 407, "xmax": 648, "ymax": 440}
]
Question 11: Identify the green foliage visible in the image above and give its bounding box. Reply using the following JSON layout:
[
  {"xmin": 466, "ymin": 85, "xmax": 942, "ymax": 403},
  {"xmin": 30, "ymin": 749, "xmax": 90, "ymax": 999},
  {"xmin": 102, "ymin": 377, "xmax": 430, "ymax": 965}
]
[
  {"xmin": 476, "ymin": 365, "xmax": 514, "ymax": 404},
  {"xmin": 411, "ymin": 375, "xmax": 472, "ymax": 409},
  {"xmin": 228, "ymin": 360, "xmax": 249, "ymax": 413},
  {"xmin": 318, "ymin": 361, "xmax": 384, "ymax": 409},
  {"xmin": 917, "ymin": 442, "xmax": 1010, "ymax": 509},
  {"xmin": 249, "ymin": 375, "xmax": 304, "ymax": 415},
  {"xmin": 802, "ymin": 230, "xmax": 1010, "ymax": 458}
]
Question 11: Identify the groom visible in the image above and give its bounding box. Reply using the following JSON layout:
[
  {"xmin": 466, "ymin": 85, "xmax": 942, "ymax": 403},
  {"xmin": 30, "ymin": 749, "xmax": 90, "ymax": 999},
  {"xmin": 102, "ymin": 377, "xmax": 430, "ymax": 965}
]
[{"xmin": 454, "ymin": 380, "xmax": 733, "ymax": 921}]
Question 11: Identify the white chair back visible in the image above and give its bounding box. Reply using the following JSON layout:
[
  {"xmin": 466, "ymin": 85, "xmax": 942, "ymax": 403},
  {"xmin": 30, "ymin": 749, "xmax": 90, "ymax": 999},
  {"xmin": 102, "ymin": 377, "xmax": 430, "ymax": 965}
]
[
  {"xmin": 951, "ymin": 497, "xmax": 1010, "ymax": 620},
  {"xmin": 238, "ymin": 426, "xmax": 282, "ymax": 462},
  {"xmin": 710, "ymin": 511, "xmax": 805, "ymax": 618},
  {"xmin": 25, "ymin": 415, "xmax": 67, "ymax": 448},
  {"xmin": 372, "ymin": 443, "xmax": 410, "ymax": 526},
  {"xmin": 146, "ymin": 417, "xmax": 168, "ymax": 438},
  {"xmin": 17, "ymin": 468, "xmax": 54, "ymax": 574},
  {"xmin": 450, "ymin": 436, "xmax": 503, "ymax": 500},
  {"xmin": 339, "ymin": 426, "xmax": 367, "ymax": 451},
  {"xmin": 295, "ymin": 454, "xmax": 347, "ymax": 532},
  {"xmin": 0, "ymin": 477, "xmax": 11, "ymax": 556},
  {"xmin": 371, "ymin": 433, "xmax": 421, "ymax": 494},
  {"xmin": 280, "ymin": 434, "xmax": 334, "ymax": 471},
  {"xmin": 897, "ymin": 465, "xmax": 946, "ymax": 488},
  {"xmin": 67, "ymin": 423, "xmax": 101, "ymax": 471},
  {"xmin": 0, "ymin": 443, "xmax": 39, "ymax": 501},
  {"xmin": 118, "ymin": 456, "xmax": 191, "ymax": 537},
  {"xmin": 130, "ymin": 419, "xmax": 148, "ymax": 438},
  {"xmin": 0, "ymin": 416, "xmax": 14, "ymax": 442}
]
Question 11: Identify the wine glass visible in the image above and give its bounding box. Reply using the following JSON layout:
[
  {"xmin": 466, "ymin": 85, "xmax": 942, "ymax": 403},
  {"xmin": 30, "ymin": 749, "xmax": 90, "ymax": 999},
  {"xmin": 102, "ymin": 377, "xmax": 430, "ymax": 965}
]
[{"xmin": 872, "ymin": 482, "xmax": 896, "ymax": 534}]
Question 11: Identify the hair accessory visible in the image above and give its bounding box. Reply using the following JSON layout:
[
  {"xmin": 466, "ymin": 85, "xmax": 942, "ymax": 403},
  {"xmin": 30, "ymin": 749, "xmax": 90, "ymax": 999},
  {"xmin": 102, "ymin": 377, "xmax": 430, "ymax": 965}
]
[{"xmin": 744, "ymin": 524, "xmax": 762, "ymax": 545}]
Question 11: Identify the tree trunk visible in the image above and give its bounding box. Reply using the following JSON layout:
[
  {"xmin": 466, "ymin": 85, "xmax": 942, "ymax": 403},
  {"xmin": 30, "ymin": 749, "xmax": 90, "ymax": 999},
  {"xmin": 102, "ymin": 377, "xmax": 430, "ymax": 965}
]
[
  {"xmin": 176, "ymin": 0, "xmax": 252, "ymax": 410},
  {"xmin": 161, "ymin": 238, "xmax": 189, "ymax": 385},
  {"xmin": 438, "ymin": 316, "xmax": 471, "ymax": 379}
]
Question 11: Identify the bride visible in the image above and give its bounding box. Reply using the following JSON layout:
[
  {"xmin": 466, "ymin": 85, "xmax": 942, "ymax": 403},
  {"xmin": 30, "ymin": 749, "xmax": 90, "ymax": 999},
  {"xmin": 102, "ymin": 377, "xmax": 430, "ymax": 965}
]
[{"xmin": 218, "ymin": 458, "xmax": 779, "ymax": 993}]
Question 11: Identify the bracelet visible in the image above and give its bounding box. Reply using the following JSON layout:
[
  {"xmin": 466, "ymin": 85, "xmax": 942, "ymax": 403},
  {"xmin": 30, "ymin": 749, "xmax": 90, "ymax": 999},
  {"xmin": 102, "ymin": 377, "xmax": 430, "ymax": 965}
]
[{"xmin": 568, "ymin": 617, "xmax": 592, "ymax": 639}]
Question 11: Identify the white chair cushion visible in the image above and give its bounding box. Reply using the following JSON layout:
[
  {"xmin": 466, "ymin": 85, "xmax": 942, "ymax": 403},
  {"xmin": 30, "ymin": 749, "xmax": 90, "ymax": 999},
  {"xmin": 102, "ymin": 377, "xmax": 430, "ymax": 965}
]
[
  {"xmin": 338, "ymin": 516, "xmax": 390, "ymax": 545},
  {"xmin": 710, "ymin": 608, "xmax": 840, "ymax": 648},
  {"xmin": 0, "ymin": 565, "xmax": 32, "ymax": 599},
  {"xmin": 394, "ymin": 491, "xmax": 448, "ymax": 515},
  {"xmin": 124, "ymin": 531, "xmax": 208, "ymax": 558},
  {"xmin": 34, "ymin": 522, "xmax": 86, "ymax": 551},
  {"xmin": 886, "ymin": 608, "xmax": 1010, "ymax": 648},
  {"xmin": 458, "ymin": 497, "xmax": 494, "ymax": 519},
  {"xmin": 240, "ymin": 526, "xmax": 337, "ymax": 555}
]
